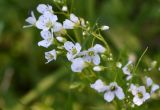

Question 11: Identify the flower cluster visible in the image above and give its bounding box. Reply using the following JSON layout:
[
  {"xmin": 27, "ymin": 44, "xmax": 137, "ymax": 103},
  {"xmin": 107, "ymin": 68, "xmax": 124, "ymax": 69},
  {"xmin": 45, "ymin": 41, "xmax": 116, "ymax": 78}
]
[
  {"xmin": 24, "ymin": 4, "xmax": 107, "ymax": 72},
  {"xmin": 128, "ymin": 76, "xmax": 159, "ymax": 106},
  {"xmin": 91, "ymin": 79, "xmax": 125, "ymax": 102},
  {"xmin": 24, "ymin": 3, "xmax": 160, "ymax": 109}
]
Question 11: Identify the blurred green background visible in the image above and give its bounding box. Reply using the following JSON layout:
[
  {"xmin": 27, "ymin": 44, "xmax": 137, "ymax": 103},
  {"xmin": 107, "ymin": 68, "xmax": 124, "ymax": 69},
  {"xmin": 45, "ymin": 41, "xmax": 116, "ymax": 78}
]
[{"xmin": 0, "ymin": 0, "xmax": 160, "ymax": 110}]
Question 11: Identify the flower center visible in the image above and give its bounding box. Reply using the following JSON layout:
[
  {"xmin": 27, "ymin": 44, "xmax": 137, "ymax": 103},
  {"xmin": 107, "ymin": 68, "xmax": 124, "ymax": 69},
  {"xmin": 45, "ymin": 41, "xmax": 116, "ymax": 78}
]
[
  {"xmin": 71, "ymin": 48, "xmax": 77, "ymax": 55},
  {"xmin": 88, "ymin": 51, "xmax": 94, "ymax": 56},
  {"xmin": 48, "ymin": 53, "xmax": 54, "ymax": 59},
  {"xmin": 110, "ymin": 86, "xmax": 116, "ymax": 91},
  {"xmin": 137, "ymin": 92, "xmax": 143, "ymax": 99},
  {"xmin": 46, "ymin": 20, "xmax": 53, "ymax": 28}
]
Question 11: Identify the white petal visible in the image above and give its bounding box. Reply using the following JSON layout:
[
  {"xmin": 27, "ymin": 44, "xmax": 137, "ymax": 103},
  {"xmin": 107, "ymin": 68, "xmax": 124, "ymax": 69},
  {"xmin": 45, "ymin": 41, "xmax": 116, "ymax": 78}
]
[
  {"xmin": 93, "ymin": 44, "xmax": 106, "ymax": 53},
  {"xmin": 36, "ymin": 18, "xmax": 47, "ymax": 30},
  {"xmin": 126, "ymin": 75, "xmax": 132, "ymax": 81},
  {"xmin": 129, "ymin": 84, "xmax": 137, "ymax": 95},
  {"xmin": 83, "ymin": 55, "xmax": 92, "ymax": 63},
  {"xmin": 25, "ymin": 11, "xmax": 36, "ymax": 25},
  {"xmin": 144, "ymin": 93, "xmax": 150, "ymax": 100},
  {"xmin": 104, "ymin": 91, "xmax": 115, "ymax": 102},
  {"xmin": 122, "ymin": 66, "xmax": 131, "ymax": 75},
  {"xmin": 38, "ymin": 40, "xmax": 51, "ymax": 48},
  {"xmin": 40, "ymin": 30, "xmax": 52, "ymax": 39},
  {"xmin": 92, "ymin": 54, "xmax": 100, "ymax": 65},
  {"xmin": 64, "ymin": 41, "xmax": 74, "ymax": 52},
  {"xmin": 138, "ymin": 86, "xmax": 146, "ymax": 94},
  {"xmin": 146, "ymin": 77, "xmax": 153, "ymax": 87},
  {"xmin": 133, "ymin": 96, "xmax": 143, "ymax": 106},
  {"xmin": 66, "ymin": 53, "xmax": 74, "ymax": 61},
  {"xmin": 115, "ymin": 87, "xmax": 125, "ymax": 100},
  {"xmin": 109, "ymin": 82, "xmax": 118, "ymax": 87},
  {"xmin": 52, "ymin": 22, "xmax": 63, "ymax": 32},
  {"xmin": 45, "ymin": 12, "xmax": 57, "ymax": 23},
  {"xmin": 63, "ymin": 19, "xmax": 74, "ymax": 29},
  {"xmin": 122, "ymin": 60, "xmax": 133, "ymax": 75},
  {"xmin": 90, "ymin": 79, "xmax": 107, "ymax": 93},
  {"xmin": 151, "ymin": 84, "xmax": 159, "ymax": 94},
  {"xmin": 71, "ymin": 58, "xmax": 85, "ymax": 72},
  {"xmin": 75, "ymin": 43, "xmax": 81, "ymax": 53},
  {"xmin": 37, "ymin": 4, "xmax": 53, "ymax": 14},
  {"xmin": 70, "ymin": 13, "xmax": 79, "ymax": 23}
]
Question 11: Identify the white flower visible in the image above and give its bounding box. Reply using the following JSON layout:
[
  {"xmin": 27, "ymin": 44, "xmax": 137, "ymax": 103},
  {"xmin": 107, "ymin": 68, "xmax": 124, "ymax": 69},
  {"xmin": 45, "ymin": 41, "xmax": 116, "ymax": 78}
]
[
  {"xmin": 37, "ymin": 4, "xmax": 53, "ymax": 14},
  {"xmin": 36, "ymin": 12, "xmax": 62, "ymax": 32},
  {"xmin": 122, "ymin": 60, "xmax": 133, "ymax": 81},
  {"xmin": 104, "ymin": 82, "xmax": 125, "ymax": 102},
  {"xmin": 38, "ymin": 30, "xmax": 53, "ymax": 48},
  {"xmin": 45, "ymin": 49, "xmax": 57, "ymax": 63},
  {"xmin": 81, "ymin": 44, "xmax": 106, "ymax": 65},
  {"xmin": 90, "ymin": 79, "xmax": 107, "ymax": 93},
  {"xmin": 23, "ymin": 11, "xmax": 36, "ymax": 28},
  {"xmin": 129, "ymin": 85, "xmax": 150, "ymax": 106},
  {"xmin": 64, "ymin": 41, "xmax": 81, "ymax": 61},
  {"xmin": 62, "ymin": 6, "xmax": 68, "ymax": 12},
  {"xmin": 63, "ymin": 14, "xmax": 80, "ymax": 29},
  {"xmin": 145, "ymin": 76, "xmax": 159, "ymax": 94},
  {"xmin": 101, "ymin": 25, "xmax": 109, "ymax": 31},
  {"xmin": 71, "ymin": 58, "xmax": 86, "ymax": 72}
]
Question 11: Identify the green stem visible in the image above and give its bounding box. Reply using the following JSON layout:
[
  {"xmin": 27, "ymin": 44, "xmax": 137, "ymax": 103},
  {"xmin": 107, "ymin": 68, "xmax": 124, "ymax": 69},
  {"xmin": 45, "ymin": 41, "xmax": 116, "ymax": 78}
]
[{"xmin": 134, "ymin": 47, "xmax": 148, "ymax": 73}]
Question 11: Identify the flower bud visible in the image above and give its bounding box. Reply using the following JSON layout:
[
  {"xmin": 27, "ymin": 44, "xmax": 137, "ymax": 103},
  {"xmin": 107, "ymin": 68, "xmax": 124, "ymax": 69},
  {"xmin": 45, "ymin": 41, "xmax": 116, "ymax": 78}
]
[
  {"xmin": 56, "ymin": 36, "xmax": 66, "ymax": 43},
  {"xmin": 62, "ymin": 6, "xmax": 68, "ymax": 12},
  {"xmin": 101, "ymin": 25, "xmax": 109, "ymax": 31},
  {"xmin": 116, "ymin": 62, "xmax": 122, "ymax": 68},
  {"xmin": 93, "ymin": 66, "xmax": 104, "ymax": 72}
]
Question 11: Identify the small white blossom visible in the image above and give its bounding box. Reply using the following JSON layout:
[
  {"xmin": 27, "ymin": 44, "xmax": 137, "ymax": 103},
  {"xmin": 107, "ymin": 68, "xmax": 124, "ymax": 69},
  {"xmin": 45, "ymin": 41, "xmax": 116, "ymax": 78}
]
[
  {"xmin": 62, "ymin": 6, "xmax": 68, "ymax": 12},
  {"xmin": 90, "ymin": 79, "xmax": 107, "ymax": 93},
  {"xmin": 63, "ymin": 14, "xmax": 80, "ymax": 29},
  {"xmin": 129, "ymin": 84, "xmax": 150, "ymax": 106},
  {"xmin": 37, "ymin": 4, "xmax": 53, "ymax": 14},
  {"xmin": 104, "ymin": 82, "xmax": 125, "ymax": 102},
  {"xmin": 81, "ymin": 44, "xmax": 106, "ymax": 65},
  {"xmin": 36, "ymin": 12, "xmax": 62, "ymax": 32},
  {"xmin": 23, "ymin": 11, "xmax": 36, "ymax": 28},
  {"xmin": 145, "ymin": 76, "xmax": 159, "ymax": 94},
  {"xmin": 64, "ymin": 41, "xmax": 81, "ymax": 61},
  {"xmin": 71, "ymin": 58, "xmax": 85, "ymax": 72},
  {"xmin": 101, "ymin": 25, "xmax": 109, "ymax": 31},
  {"xmin": 122, "ymin": 60, "xmax": 133, "ymax": 81},
  {"xmin": 38, "ymin": 30, "xmax": 53, "ymax": 48},
  {"xmin": 45, "ymin": 49, "xmax": 57, "ymax": 63}
]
